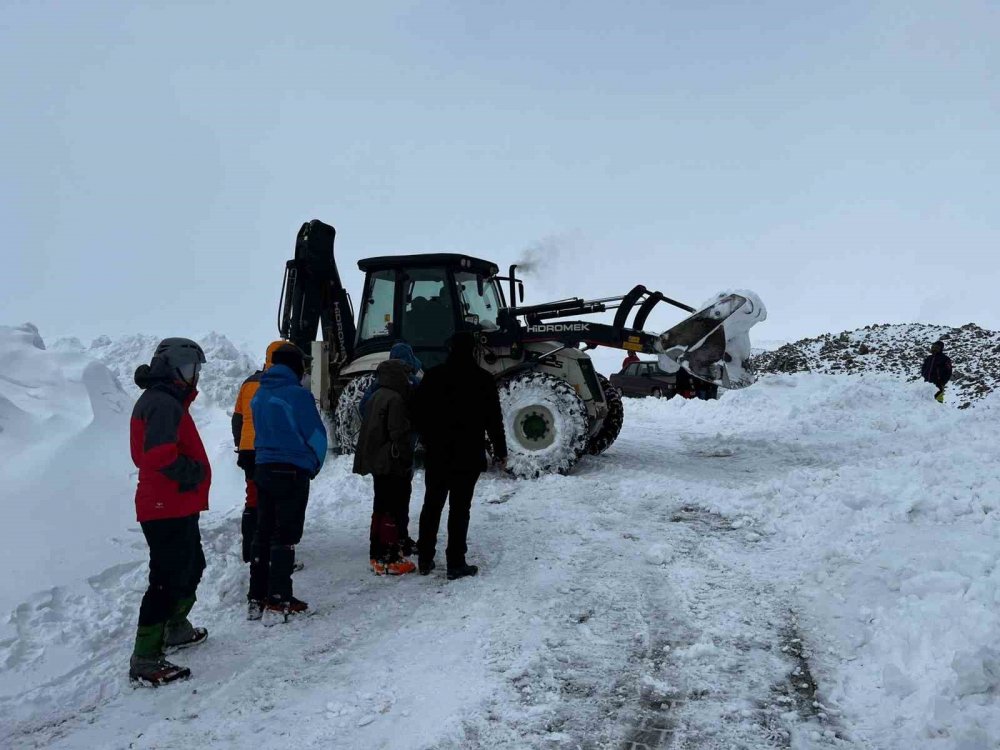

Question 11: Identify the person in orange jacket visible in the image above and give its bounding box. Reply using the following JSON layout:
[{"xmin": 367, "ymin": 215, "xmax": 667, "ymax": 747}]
[{"xmin": 232, "ymin": 341, "xmax": 286, "ymax": 574}]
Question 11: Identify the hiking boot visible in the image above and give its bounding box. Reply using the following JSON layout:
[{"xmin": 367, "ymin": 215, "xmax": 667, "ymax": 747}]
[
  {"xmin": 385, "ymin": 558, "xmax": 417, "ymax": 576},
  {"xmin": 446, "ymin": 563, "xmax": 479, "ymax": 581},
  {"xmin": 129, "ymin": 654, "xmax": 191, "ymax": 687},
  {"xmin": 163, "ymin": 620, "xmax": 208, "ymax": 653},
  {"xmin": 418, "ymin": 558, "xmax": 436, "ymax": 576},
  {"xmin": 247, "ymin": 600, "xmax": 264, "ymax": 621},
  {"xmin": 400, "ymin": 537, "xmax": 417, "ymax": 557},
  {"xmin": 370, "ymin": 558, "xmax": 387, "ymax": 576},
  {"xmin": 262, "ymin": 596, "xmax": 309, "ymax": 626}
]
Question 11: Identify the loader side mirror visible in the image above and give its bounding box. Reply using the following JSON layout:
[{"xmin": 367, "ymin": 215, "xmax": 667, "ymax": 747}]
[
  {"xmin": 518, "ymin": 281, "xmax": 525, "ymax": 303},
  {"xmin": 477, "ymin": 276, "xmax": 485, "ymax": 295}
]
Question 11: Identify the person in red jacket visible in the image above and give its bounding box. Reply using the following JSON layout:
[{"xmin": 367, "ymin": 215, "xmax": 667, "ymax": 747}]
[{"xmin": 128, "ymin": 338, "xmax": 212, "ymax": 687}]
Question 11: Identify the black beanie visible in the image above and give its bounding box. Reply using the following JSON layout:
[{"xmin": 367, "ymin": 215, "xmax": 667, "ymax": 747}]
[{"xmin": 271, "ymin": 344, "xmax": 305, "ymax": 379}]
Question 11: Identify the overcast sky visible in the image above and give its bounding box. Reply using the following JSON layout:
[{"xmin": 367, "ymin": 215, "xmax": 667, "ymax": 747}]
[{"xmin": 2, "ymin": 1, "xmax": 998, "ymax": 364}]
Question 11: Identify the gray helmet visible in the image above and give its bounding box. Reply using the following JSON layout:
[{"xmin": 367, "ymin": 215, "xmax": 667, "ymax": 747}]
[{"xmin": 149, "ymin": 338, "xmax": 207, "ymax": 381}]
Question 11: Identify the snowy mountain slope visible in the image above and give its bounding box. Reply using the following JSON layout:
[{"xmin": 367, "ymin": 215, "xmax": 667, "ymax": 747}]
[
  {"xmin": 57, "ymin": 330, "xmax": 259, "ymax": 409},
  {"xmin": 752, "ymin": 322, "xmax": 1000, "ymax": 408},
  {"xmin": 0, "ymin": 326, "xmax": 255, "ymax": 616},
  {"xmin": 1, "ymin": 355, "xmax": 999, "ymax": 748}
]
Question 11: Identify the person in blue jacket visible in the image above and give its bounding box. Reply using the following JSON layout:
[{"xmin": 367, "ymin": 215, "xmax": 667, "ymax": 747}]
[{"xmin": 248, "ymin": 343, "xmax": 327, "ymax": 624}]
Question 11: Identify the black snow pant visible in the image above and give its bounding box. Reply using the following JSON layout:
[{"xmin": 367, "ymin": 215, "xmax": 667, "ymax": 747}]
[
  {"xmin": 417, "ymin": 469, "xmax": 480, "ymax": 568},
  {"xmin": 248, "ymin": 463, "xmax": 310, "ymax": 604},
  {"xmin": 370, "ymin": 474, "xmax": 412, "ymax": 562},
  {"xmin": 240, "ymin": 464, "xmax": 258, "ymax": 563},
  {"xmin": 135, "ymin": 514, "xmax": 205, "ymax": 657}
]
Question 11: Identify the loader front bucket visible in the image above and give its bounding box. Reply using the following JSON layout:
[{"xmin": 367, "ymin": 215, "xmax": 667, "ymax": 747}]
[{"xmin": 655, "ymin": 291, "xmax": 766, "ymax": 389}]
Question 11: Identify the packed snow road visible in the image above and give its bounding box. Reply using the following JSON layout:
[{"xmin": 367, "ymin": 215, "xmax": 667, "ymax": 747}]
[{"xmin": 2, "ymin": 374, "xmax": 999, "ymax": 749}]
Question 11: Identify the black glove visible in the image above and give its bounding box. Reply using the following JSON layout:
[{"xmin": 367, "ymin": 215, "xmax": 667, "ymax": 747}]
[{"xmin": 164, "ymin": 457, "xmax": 205, "ymax": 492}]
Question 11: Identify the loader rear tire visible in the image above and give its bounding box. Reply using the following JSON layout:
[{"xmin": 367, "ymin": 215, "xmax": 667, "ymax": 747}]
[
  {"xmin": 587, "ymin": 374, "xmax": 624, "ymax": 456},
  {"xmin": 332, "ymin": 373, "xmax": 376, "ymax": 455},
  {"xmin": 498, "ymin": 372, "xmax": 589, "ymax": 479}
]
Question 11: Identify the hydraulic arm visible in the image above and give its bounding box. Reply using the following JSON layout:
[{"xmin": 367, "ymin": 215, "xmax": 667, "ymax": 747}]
[
  {"xmin": 515, "ymin": 286, "xmax": 767, "ymax": 389},
  {"xmin": 278, "ymin": 220, "xmax": 356, "ymax": 389}
]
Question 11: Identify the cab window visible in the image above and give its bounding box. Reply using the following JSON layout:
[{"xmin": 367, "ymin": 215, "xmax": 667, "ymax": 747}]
[
  {"xmin": 401, "ymin": 267, "xmax": 456, "ymax": 354},
  {"xmin": 455, "ymin": 272, "xmax": 501, "ymax": 331},
  {"xmin": 357, "ymin": 270, "xmax": 396, "ymax": 343}
]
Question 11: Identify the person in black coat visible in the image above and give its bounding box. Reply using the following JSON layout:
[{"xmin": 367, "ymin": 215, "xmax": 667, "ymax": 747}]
[
  {"xmin": 353, "ymin": 359, "xmax": 417, "ymax": 576},
  {"xmin": 411, "ymin": 332, "xmax": 508, "ymax": 579},
  {"xmin": 921, "ymin": 340, "xmax": 953, "ymax": 403}
]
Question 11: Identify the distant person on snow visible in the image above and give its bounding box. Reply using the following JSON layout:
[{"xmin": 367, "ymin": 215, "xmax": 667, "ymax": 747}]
[
  {"xmin": 921, "ymin": 340, "xmax": 953, "ymax": 403},
  {"xmin": 412, "ymin": 331, "xmax": 508, "ymax": 580},
  {"xmin": 622, "ymin": 350, "xmax": 640, "ymax": 370},
  {"xmin": 128, "ymin": 338, "xmax": 211, "ymax": 687},
  {"xmin": 248, "ymin": 343, "xmax": 327, "ymax": 624},
  {"xmin": 232, "ymin": 341, "xmax": 287, "ymax": 571},
  {"xmin": 353, "ymin": 358, "xmax": 418, "ymax": 576}
]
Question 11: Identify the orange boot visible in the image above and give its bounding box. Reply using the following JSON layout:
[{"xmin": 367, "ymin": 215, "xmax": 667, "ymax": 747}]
[{"xmin": 385, "ymin": 558, "xmax": 417, "ymax": 575}]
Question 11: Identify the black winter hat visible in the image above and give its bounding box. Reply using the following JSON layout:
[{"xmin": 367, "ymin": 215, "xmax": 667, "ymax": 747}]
[{"xmin": 271, "ymin": 343, "xmax": 305, "ymax": 379}]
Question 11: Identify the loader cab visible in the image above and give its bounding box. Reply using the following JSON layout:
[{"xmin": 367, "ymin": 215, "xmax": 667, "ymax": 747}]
[{"xmin": 355, "ymin": 254, "xmax": 503, "ymax": 368}]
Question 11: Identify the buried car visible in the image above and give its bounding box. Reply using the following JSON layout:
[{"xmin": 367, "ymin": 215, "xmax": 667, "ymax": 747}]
[{"xmin": 610, "ymin": 360, "xmax": 717, "ymax": 400}]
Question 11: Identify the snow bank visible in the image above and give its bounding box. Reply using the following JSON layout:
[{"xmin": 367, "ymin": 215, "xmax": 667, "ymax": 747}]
[
  {"xmin": 0, "ymin": 326, "xmax": 254, "ymax": 616},
  {"xmin": 2, "ymin": 325, "xmax": 998, "ymax": 748},
  {"xmin": 626, "ymin": 374, "xmax": 1000, "ymax": 748}
]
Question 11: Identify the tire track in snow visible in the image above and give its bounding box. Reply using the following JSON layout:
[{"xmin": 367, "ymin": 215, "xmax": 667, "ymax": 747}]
[
  {"xmin": 620, "ymin": 504, "xmax": 850, "ymax": 749},
  {"xmin": 3, "ymin": 401, "xmax": 863, "ymax": 749},
  {"xmin": 602, "ymin": 412, "xmax": 855, "ymax": 750}
]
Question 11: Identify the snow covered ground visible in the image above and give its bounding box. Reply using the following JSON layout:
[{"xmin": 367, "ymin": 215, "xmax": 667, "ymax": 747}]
[{"xmin": 1, "ymin": 326, "xmax": 999, "ymax": 749}]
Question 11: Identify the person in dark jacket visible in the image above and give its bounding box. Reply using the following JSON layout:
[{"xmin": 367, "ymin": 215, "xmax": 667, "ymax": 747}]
[
  {"xmin": 232, "ymin": 341, "xmax": 286, "ymax": 568},
  {"xmin": 128, "ymin": 338, "xmax": 212, "ymax": 687},
  {"xmin": 359, "ymin": 341, "xmax": 422, "ymax": 552},
  {"xmin": 921, "ymin": 340, "xmax": 953, "ymax": 403},
  {"xmin": 248, "ymin": 343, "xmax": 327, "ymax": 624},
  {"xmin": 411, "ymin": 331, "xmax": 508, "ymax": 580},
  {"xmin": 353, "ymin": 359, "xmax": 417, "ymax": 575},
  {"xmin": 359, "ymin": 341, "xmax": 423, "ymax": 416}
]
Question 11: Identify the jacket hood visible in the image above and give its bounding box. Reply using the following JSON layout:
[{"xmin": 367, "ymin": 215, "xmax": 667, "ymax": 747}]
[
  {"xmin": 134, "ymin": 364, "xmax": 197, "ymax": 403},
  {"xmin": 390, "ymin": 342, "xmax": 422, "ymax": 375},
  {"xmin": 260, "ymin": 363, "xmax": 302, "ymax": 388},
  {"xmin": 377, "ymin": 359, "xmax": 410, "ymax": 394},
  {"xmin": 265, "ymin": 340, "xmax": 287, "ymax": 368},
  {"xmin": 134, "ymin": 360, "xmax": 177, "ymax": 389}
]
